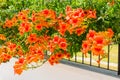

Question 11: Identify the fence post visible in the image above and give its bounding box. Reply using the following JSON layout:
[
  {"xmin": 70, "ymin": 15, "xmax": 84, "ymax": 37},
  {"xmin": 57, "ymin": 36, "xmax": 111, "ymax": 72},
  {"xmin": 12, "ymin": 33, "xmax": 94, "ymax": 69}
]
[{"xmin": 118, "ymin": 44, "xmax": 120, "ymax": 75}]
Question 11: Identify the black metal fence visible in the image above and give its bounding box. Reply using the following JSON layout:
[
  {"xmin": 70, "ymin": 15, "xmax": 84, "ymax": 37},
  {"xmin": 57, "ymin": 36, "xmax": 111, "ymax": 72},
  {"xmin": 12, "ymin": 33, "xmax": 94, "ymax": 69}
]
[{"xmin": 66, "ymin": 44, "xmax": 120, "ymax": 75}]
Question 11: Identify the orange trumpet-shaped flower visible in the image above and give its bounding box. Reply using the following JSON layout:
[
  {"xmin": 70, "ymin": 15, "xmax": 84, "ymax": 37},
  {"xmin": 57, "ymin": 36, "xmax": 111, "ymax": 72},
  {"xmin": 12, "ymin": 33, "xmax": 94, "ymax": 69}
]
[
  {"xmin": 93, "ymin": 35, "xmax": 105, "ymax": 46},
  {"xmin": 27, "ymin": 33, "xmax": 38, "ymax": 43},
  {"xmin": 87, "ymin": 10, "xmax": 96, "ymax": 19},
  {"xmin": 107, "ymin": 28, "xmax": 114, "ymax": 38},
  {"xmin": 18, "ymin": 57, "xmax": 25, "ymax": 64},
  {"xmin": 42, "ymin": 9, "xmax": 50, "ymax": 16},
  {"xmin": 13, "ymin": 62, "xmax": 24, "ymax": 75},
  {"xmin": 41, "ymin": 9, "xmax": 56, "ymax": 19},
  {"xmin": 48, "ymin": 55, "xmax": 56, "ymax": 65},
  {"xmin": 48, "ymin": 52, "xmax": 66, "ymax": 65},
  {"xmin": 55, "ymin": 53, "xmax": 64, "ymax": 59},
  {"xmin": 64, "ymin": 51, "xmax": 71, "ymax": 59},
  {"xmin": 91, "ymin": 45, "xmax": 104, "ymax": 56},
  {"xmin": 58, "ymin": 38, "xmax": 66, "ymax": 44},
  {"xmin": 3, "ymin": 19, "xmax": 13, "ymax": 28},
  {"xmin": 59, "ymin": 42, "xmax": 67, "ymax": 50},
  {"xmin": 35, "ymin": 24, "xmax": 42, "ymax": 31},
  {"xmin": 59, "ymin": 22, "xmax": 68, "ymax": 31},
  {"xmin": 53, "ymin": 36, "xmax": 59, "ymax": 43},
  {"xmin": 66, "ymin": 6, "xmax": 72, "ymax": 13},
  {"xmin": 87, "ymin": 30, "xmax": 96, "ymax": 40},
  {"xmin": 58, "ymin": 38, "xmax": 67, "ymax": 50},
  {"xmin": 17, "ymin": 10, "xmax": 29, "ymax": 21},
  {"xmin": 19, "ymin": 22, "xmax": 31, "ymax": 35},
  {"xmin": 7, "ymin": 42, "xmax": 16, "ymax": 51},
  {"xmin": 76, "ymin": 27, "xmax": 86, "ymax": 36},
  {"xmin": 0, "ymin": 53, "xmax": 11, "ymax": 62},
  {"xmin": 81, "ymin": 40, "xmax": 91, "ymax": 57},
  {"xmin": 16, "ymin": 49, "xmax": 24, "ymax": 57},
  {"xmin": 0, "ymin": 34, "xmax": 6, "ymax": 40}
]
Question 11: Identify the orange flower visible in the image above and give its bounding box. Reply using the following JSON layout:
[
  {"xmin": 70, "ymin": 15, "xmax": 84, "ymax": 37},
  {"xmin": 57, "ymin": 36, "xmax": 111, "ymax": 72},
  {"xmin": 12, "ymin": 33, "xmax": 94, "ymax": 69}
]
[
  {"xmin": 18, "ymin": 57, "xmax": 25, "ymax": 64},
  {"xmin": 82, "ymin": 40, "xmax": 90, "ymax": 50},
  {"xmin": 35, "ymin": 24, "xmax": 42, "ymax": 31},
  {"xmin": 93, "ymin": 35, "xmax": 105, "ymax": 46},
  {"xmin": 11, "ymin": 15, "xmax": 17, "ymax": 23},
  {"xmin": 48, "ymin": 41, "xmax": 56, "ymax": 52},
  {"xmin": 26, "ymin": 54, "xmax": 40, "ymax": 63},
  {"xmin": 27, "ymin": 33, "xmax": 38, "ymax": 43},
  {"xmin": 13, "ymin": 62, "xmax": 24, "ymax": 75},
  {"xmin": 70, "ymin": 18, "xmax": 79, "ymax": 24},
  {"xmin": 66, "ymin": 6, "xmax": 72, "ymax": 13},
  {"xmin": 48, "ymin": 53, "xmax": 64, "ymax": 65},
  {"xmin": 14, "ymin": 67, "xmax": 23, "ymax": 75},
  {"xmin": 59, "ymin": 30, "xmax": 66, "ymax": 36},
  {"xmin": 22, "ymin": 22, "xmax": 31, "ymax": 32},
  {"xmin": 29, "ymin": 46, "xmax": 35, "ymax": 54},
  {"xmin": 53, "ymin": 36, "xmax": 59, "ymax": 43},
  {"xmin": 73, "ymin": 8, "xmax": 84, "ymax": 18},
  {"xmin": 0, "ymin": 34, "xmax": 6, "ymax": 40},
  {"xmin": 41, "ymin": 9, "xmax": 56, "ymax": 19},
  {"xmin": 91, "ymin": 45, "xmax": 104, "ymax": 56},
  {"xmin": 58, "ymin": 38, "xmax": 66, "ymax": 44},
  {"xmin": 59, "ymin": 22, "xmax": 68, "ymax": 31},
  {"xmin": 87, "ymin": 30, "xmax": 96, "ymax": 40},
  {"xmin": 107, "ymin": 28, "xmax": 114, "ymax": 38},
  {"xmin": 19, "ymin": 22, "xmax": 31, "ymax": 35},
  {"xmin": 7, "ymin": 42, "xmax": 16, "ymax": 51},
  {"xmin": 65, "ymin": 6, "xmax": 72, "ymax": 16},
  {"xmin": 73, "ymin": 11, "xmax": 80, "ymax": 17},
  {"xmin": 87, "ymin": 10, "xmax": 96, "ymax": 19},
  {"xmin": 17, "ymin": 50, "xmax": 24, "ymax": 57},
  {"xmin": 42, "ymin": 9, "xmax": 49, "ymax": 16},
  {"xmin": 81, "ymin": 40, "xmax": 91, "ymax": 57},
  {"xmin": 96, "ymin": 58, "xmax": 102, "ymax": 64},
  {"xmin": 0, "ymin": 54, "xmax": 11, "ymax": 62},
  {"xmin": 48, "ymin": 51, "xmax": 70, "ymax": 65},
  {"xmin": 17, "ymin": 10, "xmax": 29, "ymax": 21},
  {"xmin": 26, "ymin": 55, "xmax": 33, "ymax": 63},
  {"xmin": 59, "ymin": 42, "xmax": 67, "ymax": 50},
  {"xmin": 55, "ymin": 53, "xmax": 63, "ymax": 59},
  {"xmin": 3, "ymin": 19, "xmax": 13, "ymax": 28},
  {"xmin": 36, "ymin": 48, "xmax": 44, "ymax": 60},
  {"xmin": 64, "ymin": 51, "xmax": 70, "ymax": 59},
  {"xmin": 48, "ymin": 55, "xmax": 56, "ymax": 65},
  {"xmin": 76, "ymin": 27, "xmax": 85, "ymax": 36},
  {"xmin": 67, "ymin": 27, "xmax": 74, "ymax": 34}
]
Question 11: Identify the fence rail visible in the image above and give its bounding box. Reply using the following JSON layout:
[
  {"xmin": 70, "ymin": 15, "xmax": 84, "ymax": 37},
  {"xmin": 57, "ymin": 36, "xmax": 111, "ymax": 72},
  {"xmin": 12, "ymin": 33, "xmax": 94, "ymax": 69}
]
[{"xmin": 66, "ymin": 44, "xmax": 120, "ymax": 75}]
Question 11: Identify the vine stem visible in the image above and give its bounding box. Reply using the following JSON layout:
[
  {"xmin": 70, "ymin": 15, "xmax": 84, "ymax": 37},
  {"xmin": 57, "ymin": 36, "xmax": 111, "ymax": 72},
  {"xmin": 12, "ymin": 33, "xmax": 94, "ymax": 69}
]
[{"xmin": 26, "ymin": 51, "xmax": 54, "ymax": 69}]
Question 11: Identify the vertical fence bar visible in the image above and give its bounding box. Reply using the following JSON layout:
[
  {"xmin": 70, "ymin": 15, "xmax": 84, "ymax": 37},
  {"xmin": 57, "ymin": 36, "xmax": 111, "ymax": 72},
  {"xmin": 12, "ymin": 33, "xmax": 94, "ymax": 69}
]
[
  {"xmin": 82, "ymin": 53, "xmax": 84, "ymax": 64},
  {"xmin": 118, "ymin": 44, "xmax": 120, "ymax": 75},
  {"xmin": 98, "ymin": 55, "xmax": 100, "ymax": 68},
  {"xmin": 107, "ymin": 44, "xmax": 110, "ymax": 70},
  {"xmin": 75, "ymin": 52, "xmax": 77, "ymax": 62},
  {"xmin": 90, "ymin": 52, "xmax": 92, "ymax": 66}
]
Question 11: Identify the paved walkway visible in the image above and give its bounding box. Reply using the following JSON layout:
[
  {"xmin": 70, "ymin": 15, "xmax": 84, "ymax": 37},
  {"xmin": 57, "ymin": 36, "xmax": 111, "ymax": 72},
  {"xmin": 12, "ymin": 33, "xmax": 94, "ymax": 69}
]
[{"xmin": 0, "ymin": 59, "xmax": 120, "ymax": 80}]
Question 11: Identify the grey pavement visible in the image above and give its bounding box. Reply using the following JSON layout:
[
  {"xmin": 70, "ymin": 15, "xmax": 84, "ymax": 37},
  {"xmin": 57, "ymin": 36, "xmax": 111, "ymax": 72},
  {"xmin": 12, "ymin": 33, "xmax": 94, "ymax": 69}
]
[{"xmin": 0, "ymin": 59, "xmax": 120, "ymax": 80}]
